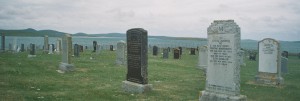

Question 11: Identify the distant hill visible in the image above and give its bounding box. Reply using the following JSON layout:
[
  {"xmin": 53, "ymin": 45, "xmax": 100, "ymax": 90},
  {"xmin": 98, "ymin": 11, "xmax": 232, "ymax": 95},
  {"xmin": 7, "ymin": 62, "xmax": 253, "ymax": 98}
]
[{"xmin": 0, "ymin": 28, "xmax": 66, "ymax": 37}]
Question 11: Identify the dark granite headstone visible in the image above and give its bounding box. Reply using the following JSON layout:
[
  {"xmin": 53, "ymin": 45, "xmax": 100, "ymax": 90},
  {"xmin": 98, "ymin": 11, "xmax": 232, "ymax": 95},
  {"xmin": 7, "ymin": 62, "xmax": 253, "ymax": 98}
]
[
  {"xmin": 179, "ymin": 47, "xmax": 182, "ymax": 55},
  {"xmin": 126, "ymin": 28, "xmax": 148, "ymax": 84},
  {"xmin": 30, "ymin": 44, "xmax": 35, "ymax": 55},
  {"xmin": 163, "ymin": 48, "xmax": 169, "ymax": 59},
  {"xmin": 110, "ymin": 45, "xmax": 114, "ymax": 51},
  {"xmin": 174, "ymin": 48, "xmax": 180, "ymax": 59},
  {"xmin": 21, "ymin": 44, "xmax": 25, "ymax": 52},
  {"xmin": 190, "ymin": 48, "xmax": 196, "ymax": 55},
  {"xmin": 1, "ymin": 33, "xmax": 4, "ymax": 52},
  {"xmin": 282, "ymin": 51, "xmax": 288, "ymax": 58},
  {"xmin": 52, "ymin": 44, "xmax": 55, "ymax": 52},
  {"xmin": 93, "ymin": 41, "xmax": 97, "ymax": 52},
  {"xmin": 153, "ymin": 46, "xmax": 158, "ymax": 56},
  {"xmin": 74, "ymin": 44, "xmax": 79, "ymax": 57}
]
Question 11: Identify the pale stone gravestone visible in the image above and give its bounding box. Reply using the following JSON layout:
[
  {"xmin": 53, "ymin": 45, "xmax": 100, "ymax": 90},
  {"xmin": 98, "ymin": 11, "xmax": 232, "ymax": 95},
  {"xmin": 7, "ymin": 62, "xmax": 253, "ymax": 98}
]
[
  {"xmin": 153, "ymin": 46, "xmax": 158, "ymax": 56},
  {"xmin": 74, "ymin": 44, "xmax": 80, "ymax": 57},
  {"xmin": 20, "ymin": 44, "xmax": 25, "ymax": 52},
  {"xmin": 190, "ymin": 48, "xmax": 196, "ymax": 55},
  {"xmin": 116, "ymin": 40, "xmax": 126, "ymax": 65},
  {"xmin": 199, "ymin": 20, "xmax": 247, "ymax": 101},
  {"xmin": 173, "ymin": 48, "xmax": 180, "ymax": 59},
  {"xmin": 58, "ymin": 34, "xmax": 74, "ymax": 73},
  {"xmin": 56, "ymin": 38, "xmax": 62, "ymax": 54},
  {"xmin": 122, "ymin": 28, "xmax": 152, "ymax": 93},
  {"xmin": 110, "ymin": 45, "xmax": 114, "ymax": 51},
  {"xmin": 44, "ymin": 35, "xmax": 49, "ymax": 53},
  {"xmin": 281, "ymin": 56, "xmax": 288, "ymax": 74},
  {"xmin": 239, "ymin": 50, "xmax": 246, "ymax": 66},
  {"xmin": 198, "ymin": 46, "xmax": 208, "ymax": 70},
  {"xmin": 48, "ymin": 44, "xmax": 53, "ymax": 54},
  {"xmin": 96, "ymin": 45, "xmax": 101, "ymax": 55},
  {"xmin": 93, "ymin": 41, "xmax": 97, "ymax": 52},
  {"xmin": 255, "ymin": 38, "xmax": 284, "ymax": 86},
  {"xmin": 163, "ymin": 48, "xmax": 169, "ymax": 59},
  {"xmin": 28, "ymin": 44, "xmax": 36, "ymax": 57}
]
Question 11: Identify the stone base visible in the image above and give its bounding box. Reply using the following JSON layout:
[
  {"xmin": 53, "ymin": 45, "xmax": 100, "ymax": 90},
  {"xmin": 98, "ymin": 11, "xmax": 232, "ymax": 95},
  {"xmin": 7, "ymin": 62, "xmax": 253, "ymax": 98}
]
[
  {"xmin": 255, "ymin": 72, "xmax": 284, "ymax": 86},
  {"xmin": 199, "ymin": 91, "xmax": 247, "ymax": 101},
  {"xmin": 122, "ymin": 81, "xmax": 152, "ymax": 93},
  {"xmin": 27, "ymin": 55, "xmax": 36, "ymax": 58},
  {"xmin": 58, "ymin": 62, "xmax": 74, "ymax": 73}
]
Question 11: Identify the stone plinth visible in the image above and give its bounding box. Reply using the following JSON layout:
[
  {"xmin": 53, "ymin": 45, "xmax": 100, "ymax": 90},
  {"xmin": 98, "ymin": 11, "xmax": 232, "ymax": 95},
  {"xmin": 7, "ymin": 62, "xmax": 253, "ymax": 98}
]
[
  {"xmin": 255, "ymin": 72, "xmax": 284, "ymax": 85},
  {"xmin": 58, "ymin": 62, "xmax": 74, "ymax": 73},
  {"xmin": 122, "ymin": 81, "xmax": 152, "ymax": 93},
  {"xmin": 200, "ymin": 91, "xmax": 247, "ymax": 101}
]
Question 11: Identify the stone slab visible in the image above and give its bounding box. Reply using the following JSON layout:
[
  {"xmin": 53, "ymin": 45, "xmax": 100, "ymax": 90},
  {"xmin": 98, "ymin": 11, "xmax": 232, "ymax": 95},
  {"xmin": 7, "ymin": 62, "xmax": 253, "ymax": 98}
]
[
  {"xmin": 122, "ymin": 81, "xmax": 152, "ymax": 94},
  {"xmin": 58, "ymin": 62, "xmax": 74, "ymax": 73},
  {"xmin": 199, "ymin": 91, "xmax": 247, "ymax": 101}
]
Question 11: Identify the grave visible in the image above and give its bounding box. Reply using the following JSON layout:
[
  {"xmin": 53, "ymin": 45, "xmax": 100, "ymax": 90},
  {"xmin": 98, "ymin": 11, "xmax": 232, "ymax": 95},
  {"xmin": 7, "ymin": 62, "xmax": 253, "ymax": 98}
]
[
  {"xmin": 163, "ymin": 48, "xmax": 169, "ymax": 59},
  {"xmin": 116, "ymin": 40, "xmax": 126, "ymax": 65},
  {"xmin": 153, "ymin": 46, "xmax": 158, "ymax": 56},
  {"xmin": 249, "ymin": 52, "xmax": 257, "ymax": 61},
  {"xmin": 93, "ymin": 41, "xmax": 97, "ymax": 52},
  {"xmin": 255, "ymin": 38, "xmax": 284, "ymax": 86},
  {"xmin": 27, "ymin": 44, "xmax": 36, "ymax": 58},
  {"xmin": 110, "ymin": 45, "xmax": 114, "ymax": 51},
  {"xmin": 173, "ymin": 48, "xmax": 180, "ymax": 59},
  {"xmin": 1, "ymin": 33, "xmax": 5, "ymax": 52},
  {"xmin": 281, "ymin": 51, "xmax": 288, "ymax": 58},
  {"xmin": 56, "ymin": 38, "xmax": 62, "ymax": 54},
  {"xmin": 20, "ymin": 44, "xmax": 25, "ymax": 52},
  {"xmin": 122, "ymin": 28, "xmax": 152, "ymax": 93},
  {"xmin": 199, "ymin": 20, "xmax": 247, "ymax": 101},
  {"xmin": 179, "ymin": 47, "xmax": 182, "ymax": 55},
  {"xmin": 198, "ymin": 46, "xmax": 208, "ymax": 71},
  {"xmin": 239, "ymin": 50, "xmax": 246, "ymax": 66},
  {"xmin": 58, "ymin": 34, "xmax": 74, "ymax": 73},
  {"xmin": 190, "ymin": 48, "xmax": 196, "ymax": 55},
  {"xmin": 48, "ymin": 44, "xmax": 53, "ymax": 54},
  {"xmin": 281, "ymin": 56, "xmax": 288, "ymax": 74},
  {"xmin": 44, "ymin": 35, "xmax": 49, "ymax": 53},
  {"xmin": 74, "ymin": 44, "xmax": 80, "ymax": 57}
]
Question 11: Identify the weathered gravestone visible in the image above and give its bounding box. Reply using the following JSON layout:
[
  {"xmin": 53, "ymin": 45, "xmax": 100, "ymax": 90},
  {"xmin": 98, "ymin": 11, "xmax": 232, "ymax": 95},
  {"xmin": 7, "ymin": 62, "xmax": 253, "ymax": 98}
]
[
  {"xmin": 190, "ymin": 48, "xmax": 196, "ymax": 55},
  {"xmin": 8, "ymin": 43, "xmax": 12, "ymax": 52},
  {"xmin": 153, "ymin": 46, "xmax": 158, "ymax": 56},
  {"xmin": 44, "ymin": 35, "xmax": 49, "ymax": 53},
  {"xmin": 27, "ymin": 44, "xmax": 36, "ymax": 58},
  {"xmin": 48, "ymin": 44, "xmax": 53, "ymax": 54},
  {"xmin": 80, "ymin": 45, "xmax": 83, "ymax": 52},
  {"xmin": 173, "ymin": 48, "xmax": 180, "ymax": 59},
  {"xmin": 198, "ymin": 46, "xmax": 208, "ymax": 71},
  {"xmin": 58, "ymin": 34, "xmax": 74, "ymax": 73},
  {"xmin": 281, "ymin": 56, "xmax": 288, "ymax": 74},
  {"xmin": 255, "ymin": 38, "xmax": 284, "ymax": 86},
  {"xmin": 122, "ymin": 28, "xmax": 152, "ymax": 93},
  {"xmin": 116, "ymin": 40, "xmax": 126, "ymax": 65},
  {"xmin": 199, "ymin": 20, "xmax": 247, "ymax": 101},
  {"xmin": 74, "ymin": 44, "xmax": 80, "ymax": 57},
  {"xmin": 93, "ymin": 41, "xmax": 97, "ymax": 52},
  {"xmin": 1, "ymin": 33, "xmax": 5, "ymax": 52},
  {"xmin": 20, "ymin": 44, "xmax": 25, "ymax": 52},
  {"xmin": 179, "ymin": 47, "xmax": 182, "ymax": 55},
  {"xmin": 110, "ymin": 45, "xmax": 114, "ymax": 51},
  {"xmin": 163, "ymin": 48, "xmax": 169, "ymax": 59},
  {"xmin": 56, "ymin": 38, "xmax": 62, "ymax": 54}
]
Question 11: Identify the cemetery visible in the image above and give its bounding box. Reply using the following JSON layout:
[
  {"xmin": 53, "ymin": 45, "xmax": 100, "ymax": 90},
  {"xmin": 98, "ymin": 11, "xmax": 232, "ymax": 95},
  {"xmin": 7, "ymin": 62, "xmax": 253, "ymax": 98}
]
[{"xmin": 0, "ymin": 22, "xmax": 300, "ymax": 101}]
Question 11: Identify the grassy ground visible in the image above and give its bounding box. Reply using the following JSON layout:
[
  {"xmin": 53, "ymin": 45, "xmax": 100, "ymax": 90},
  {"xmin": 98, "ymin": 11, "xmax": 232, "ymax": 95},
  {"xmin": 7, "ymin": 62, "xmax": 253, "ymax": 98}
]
[{"xmin": 0, "ymin": 49, "xmax": 299, "ymax": 101}]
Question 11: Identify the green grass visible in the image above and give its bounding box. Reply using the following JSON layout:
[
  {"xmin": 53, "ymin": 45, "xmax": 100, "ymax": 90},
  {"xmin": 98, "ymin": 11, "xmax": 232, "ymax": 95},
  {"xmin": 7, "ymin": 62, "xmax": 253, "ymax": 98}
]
[{"xmin": 0, "ymin": 49, "xmax": 300, "ymax": 101}]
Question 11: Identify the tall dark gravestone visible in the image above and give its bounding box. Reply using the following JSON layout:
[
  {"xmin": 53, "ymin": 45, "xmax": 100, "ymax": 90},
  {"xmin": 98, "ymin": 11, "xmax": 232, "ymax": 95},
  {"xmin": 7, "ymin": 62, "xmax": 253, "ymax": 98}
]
[
  {"xmin": 74, "ymin": 44, "xmax": 80, "ymax": 57},
  {"xmin": 110, "ymin": 45, "xmax": 114, "ymax": 51},
  {"xmin": 20, "ymin": 44, "xmax": 25, "ymax": 52},
  {"xmin": 1, "ymin": 33, "xmax": 5, "ymax": 52},
  {"xmin": 179, "ymin": 47, "xmax": 182, "ymax": 55},
  {"xmin": 190, "ymin": 48, "xmax": 196, "ymax": 55},
  {"xmin": 174, "ymin": 48, "xmax": 180, "ymax": 59},
  {"xmin": 93, "ymin": 41, "xmax": 97, "ymax": 52},
  {"xmin": 153, "ymin": 45, "xmax": 158, "ymax": 56},
  {"xmin": 122, "ymin": 28, "xmax": 152, "ymax": 93},
  {"xmin": 28, "ymin": 44, "xmax": 36, "ymax": 57}
]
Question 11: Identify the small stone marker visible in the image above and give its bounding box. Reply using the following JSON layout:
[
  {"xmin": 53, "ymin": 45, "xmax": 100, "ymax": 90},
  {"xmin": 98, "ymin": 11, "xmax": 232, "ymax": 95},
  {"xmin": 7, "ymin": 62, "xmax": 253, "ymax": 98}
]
[
  {"xmin": 163, "ymin": 48, "xmax": 169, "ymax": 59},
  {"xmin": 122, "ymin": 28, "xmax": 152, "ymax": 93},
  {"xmin": 281, "ymin": 51, "xmax": 288, "ymax": 58},
  {"xmin": 199, "ymin": 20, "xmax": 247, "ymax": 101},
  {"xmin": 74, "ymin": 44, "xmax": 80, "ymax": 57},
  {"xmin": 173, "ymin": 48, "xmax": 180, "ymax": 59},
  {"xmin": 110, "ymin": 45, "xmax": 114, "ymax": 51},
  {"xmin": 93, "ymin": 41, "xmax": 97, "ymax": 52},
  {"xmin": 28, "ymin": 43, "xmax": 36, "ymax": 57},
  {"xmin": 153, "ymin": 46, "xmax": 158, "ymax": 56},
  {"xmin": 281, "ymin": 56, "xmax": 288, "ymax": 74},
  {"xmin": 255, "ymin": 38, "xmax": 284, "ymax": 86},
  {"xmin": 58, "ymin": 34, "xmax": 74, "ymax": 73},
  {"xmin": 116, "ymin": 40, "xmax": 126, "ymax": 65},
  {"xmin": 44, "ymin": 35, "xmax": 49, "ymax": 53},
  {"xmin": 190, "ymin": 48, "xmax": 196, "ymax": 55},
  {"xmin": 198, "ymin": 46, "xmax": 208, "ymax": 71},
  {"xmin": 48, "ymin": 44, "xmax": 54, "ymax": 54}
]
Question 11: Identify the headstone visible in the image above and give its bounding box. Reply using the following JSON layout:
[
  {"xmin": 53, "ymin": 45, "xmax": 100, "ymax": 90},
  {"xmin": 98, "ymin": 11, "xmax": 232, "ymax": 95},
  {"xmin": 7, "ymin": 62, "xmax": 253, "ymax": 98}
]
[
  {"xmin": 20, "ymin": 44, "xmax": 25, "ymax": 52},
  {"xmin": 281, "ymin": 51, "xmax": 288, "ymax": 58},
  {"xmin": 239, "ymin": 50, "xmax": 246, "ymax": 66},
  {"xmin": 110, "ymin": 45, "xmax": 114, "ymax": 51},
  {"xmin": 44, "ymin": 35, "xmax": 49, "ymax": 53},
  {"xmin": 179, "ymin": 47, "xmax": 182, "ymax": 55},
  {"xmin": 74, "ymin": 44, "xmax": 80, "ymax": 57},
  {"xmin": 298, "ymin": 53, "xmax": 300, "ymax": 59},
  {"xmin": 199, "ymin": 20, "xmax": 247, "ymax": 101},
  {"xmin": 167, "ymin": 47, "xmax": 170, "ymax": 52},
  {"xmin": 255, "ymin": 38, "xmax": 284, "ymax": 86},
  {"xmin": 122, "ymin": 28, "xmax": 152, "ymax": 93},
  {"xmin": 93, "ymin": 41, "xmax": 97, "ymax": 52},
  {"xmin": 80, "ymin": 45, "xmax": 83, "ymax": 52},
  {"xmin": 96, "ymin": 45, "xmax": 101, "ymax": 55},
  {"xmin": 27, "ymin": 44, "xmax": 36, "ymax": 57},
  {"xmin": 249, "ymin": 51, "xmax": 257, "ymax": 61},
  {"xmin": 48, "ymin": 44, "xmax": 53, "ymax": 54},
  {"xmin": 85, "ymin": 46, "xmax": 88, "ymax": 50},
  {"xmin": 173, "ymin": 48, "xmax": 180, "ymax": 59},
  {"xmin": 153, "ymin": 46, "xmax": 158, "ymax": 56},
  {"xmin": 281, "ymin": 56, "xmax": 288, "ymax": 74},
  {"xmin": 1, "ymin": 33, "xmax": 5, "ymax": 52},
  {"xmin": 190, "ymin": 48, "xmax": 196, "ymax": 55},
  {"xmin": 52, "ymin": 44, "xmax": 55, "ymax": 52},
  {"xmin": 198, "ymin": 46, "xmax": 208, "ymax": 71},
  {"xmin": 56, "ymin": 38, "xmax": 62, "ymax": 54},
  {"xmin": 12, "ymin": 38, "xmax": 17, "ymax": 52},
  {"xmin": 163, "ymin": 48, "xmax": 169, "ymax": 59},
  {"xmin": 116, "ymin": 40, "xmax": 126, "ymax": 65},
  {"xmin": 8, "ymin": 43, "xmax": 12, "ymax": 52},
  {"xmin": 58, "ymin": 34, "xmax": 74, "ymax": 73}
]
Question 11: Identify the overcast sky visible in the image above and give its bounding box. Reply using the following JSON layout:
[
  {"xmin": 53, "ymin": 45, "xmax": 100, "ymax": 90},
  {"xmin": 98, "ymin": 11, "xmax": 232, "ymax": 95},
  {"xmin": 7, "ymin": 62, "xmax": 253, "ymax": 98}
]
[{"xmin": 0, "ymin": 0, "xmax": 299, "ymax": 41}]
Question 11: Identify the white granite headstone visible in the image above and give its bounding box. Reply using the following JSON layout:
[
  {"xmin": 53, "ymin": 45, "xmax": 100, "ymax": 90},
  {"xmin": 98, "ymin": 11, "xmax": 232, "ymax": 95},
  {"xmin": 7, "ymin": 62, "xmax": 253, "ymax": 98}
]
[{"xmin": 198, "ymin": 45, "xmax": 208, "ymax": 70}]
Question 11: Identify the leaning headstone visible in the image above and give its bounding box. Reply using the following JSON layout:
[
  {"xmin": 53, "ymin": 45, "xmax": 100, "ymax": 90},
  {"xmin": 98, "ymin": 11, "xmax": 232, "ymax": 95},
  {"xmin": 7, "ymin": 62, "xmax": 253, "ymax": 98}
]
[
  {"xmin": 116, "ymin": 40, "xmax": 126, "ymax": 65},
  {"xmin": 122, "ymin": 28, "xmax": 152, "ymax": 93},
  {"xmin": 163, "ymin": 48, "xmax": 169, "ymax": 59},
  {"xmin": 198, "ymin": 46, "xmax": 208, "ymax": 70},
  {"xmin": 20, "ymin": 44, "xmax": 25, "ymax": 52},
  {"xmin": 153, "ymin": 46, "xmax": 158, "ymax": 56},
  {"xmin": 255, "ymin": 38, "xmax": 284, "ymax": 86},
  {"xmin": 190, "ymin": 48, "xmax": 196, "ymax": 55},
  {"xmin": 281, "ymin": 56, "xmax": 288, "ymax": 74},
  {"xmin": 173, "ymin": 48, "xmax": 180, "ymax": 59},
  {"xmin": 44, "ymin": 35, "xmax": 49, "ymax": 53},
  {"xmin": 74, "ymin": 44, "xmax": 80, "ymax": 57},
  {"xmin": 93, "ymin": 41, "xmax": 97, "ymax": 52},
  {"xmin": 48, "ymin": 44, "xmax": 53, "ymax": 54},
  {"xmin": 27, "ymin": 44, "xmax": 36, "ymax": 58},
  {"xmin": 1, "ymin": 33, "xmax": 5, "ymax": 52},
  {"xmin": 58, "ymin": 34, "xmax": 74, "ymax": 73},
  {"xmin": 199, "ymin": 20, "xmax": 247, "ymax": 101}
]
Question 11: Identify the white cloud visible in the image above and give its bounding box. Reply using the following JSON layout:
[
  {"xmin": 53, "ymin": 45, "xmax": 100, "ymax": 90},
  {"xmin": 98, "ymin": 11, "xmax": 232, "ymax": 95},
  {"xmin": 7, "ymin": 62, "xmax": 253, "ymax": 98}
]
[{"xmin": 0, "ymin": 0, "xmax": 299, "ymax": 41}]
